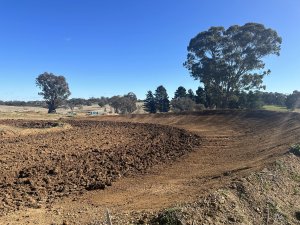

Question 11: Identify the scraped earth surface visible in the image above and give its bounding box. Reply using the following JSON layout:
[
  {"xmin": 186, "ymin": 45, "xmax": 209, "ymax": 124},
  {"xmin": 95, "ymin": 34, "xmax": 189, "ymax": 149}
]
[
  {"xmin": 0, "ymin": 110, "xmax": 300, "ymax": 224},
  {"xmin": 0, "ymin": 120, "xmax": 199, "ymax": 215}
]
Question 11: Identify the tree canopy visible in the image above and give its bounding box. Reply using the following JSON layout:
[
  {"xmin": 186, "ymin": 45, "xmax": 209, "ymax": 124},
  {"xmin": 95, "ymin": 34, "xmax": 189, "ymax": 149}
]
[
  {"xmin": 286, "ymin": 91, "xmax": 300, "ymax": 110},
  {"xmin": 174, "ymin": 86, "xmax": 187, "ymax": 99},
  {"xmin": 184, "ymin": 23, "xmax": 282, "ymax": 108},
  {"xmin": 36, "ymin": 72, "xmax": 71, "ymax": 113}
]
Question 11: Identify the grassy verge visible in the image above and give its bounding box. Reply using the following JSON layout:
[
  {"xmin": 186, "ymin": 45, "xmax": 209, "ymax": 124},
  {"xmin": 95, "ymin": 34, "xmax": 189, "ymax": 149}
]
[{"xmin": 262, "ymin": 105, "xmax": 288, "ymax": 112}]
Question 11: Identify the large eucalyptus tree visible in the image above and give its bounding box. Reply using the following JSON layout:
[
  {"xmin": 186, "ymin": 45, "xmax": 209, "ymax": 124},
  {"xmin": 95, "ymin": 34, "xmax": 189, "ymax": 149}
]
[
  {"xmin": 36, "ymin": 72, "xmax": 71, "ymax": 113},
  {"xmin": 184, "ymin": 23, "xmax": 282, "ymax": 108}
]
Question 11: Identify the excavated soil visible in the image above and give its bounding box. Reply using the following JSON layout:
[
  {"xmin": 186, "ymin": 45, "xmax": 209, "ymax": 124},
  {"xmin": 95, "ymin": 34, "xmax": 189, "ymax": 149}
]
[
  {"xmin": 1, "ymin": 110, "xmax": 300, "ymax": 224},
  {"xmin": 0, "ymin": 120, "xmax": 199, "ymax": 216}
]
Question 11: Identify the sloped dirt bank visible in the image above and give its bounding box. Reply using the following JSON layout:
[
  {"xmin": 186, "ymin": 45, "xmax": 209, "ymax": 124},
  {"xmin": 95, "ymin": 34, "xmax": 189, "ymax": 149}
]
[
  {"xmin": 1, "ymin": 110, "xmax": 300, "ymax": 224},
  {"xmin": 120, "ymin": 153, "xmax": 300, "ymax": 225}
]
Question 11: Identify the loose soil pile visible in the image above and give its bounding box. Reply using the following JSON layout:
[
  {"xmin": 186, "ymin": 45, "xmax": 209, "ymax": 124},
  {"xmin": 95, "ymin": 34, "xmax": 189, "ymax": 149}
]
[{"xmin": 0, "ymin": 120, "xmax": 200, "ymax": 215}]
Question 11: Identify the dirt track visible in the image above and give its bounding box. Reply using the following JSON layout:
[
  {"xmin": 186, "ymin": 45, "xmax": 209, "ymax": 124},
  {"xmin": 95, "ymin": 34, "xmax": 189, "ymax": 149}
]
[
  {"xmin": 1, "ymin": 110, "xmax": 300, "ymax": 224},
  {"xmin": 83, "ymin": 111, "xmax": 300, "ymax": 209}
]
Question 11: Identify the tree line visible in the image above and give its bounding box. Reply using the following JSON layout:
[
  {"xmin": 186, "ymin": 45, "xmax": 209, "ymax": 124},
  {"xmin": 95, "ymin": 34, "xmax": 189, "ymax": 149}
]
[
  {"xmin": 68, "ymin": 94, "xmax": 138, "ymax": 114},
  {"xmin": 143, "ymin": 85, "xmax": 300, "ymax": 113},
  {"xmin": 1, "ymin": 76, "xmax": 299, "ymax": 113},
  {"xmin": 0, "ymin": 100, "xmax": 46, "ymax": 107},
  {"xmin": 2, "ymin": 22, "xmax": 298, "ymax": 113}
]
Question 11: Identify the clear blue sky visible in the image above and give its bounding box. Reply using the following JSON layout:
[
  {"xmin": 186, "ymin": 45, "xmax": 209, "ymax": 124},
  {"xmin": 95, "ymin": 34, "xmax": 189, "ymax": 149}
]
[{"xmin": 0, "ymin": 0, "xmax": 299, "ymax": 101}]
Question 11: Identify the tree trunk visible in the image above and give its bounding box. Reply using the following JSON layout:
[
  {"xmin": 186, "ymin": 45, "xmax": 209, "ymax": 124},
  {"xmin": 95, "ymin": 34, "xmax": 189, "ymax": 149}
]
[{"xmin": 48, "ymin": 102, "xmax": 56, "ymax": 114}]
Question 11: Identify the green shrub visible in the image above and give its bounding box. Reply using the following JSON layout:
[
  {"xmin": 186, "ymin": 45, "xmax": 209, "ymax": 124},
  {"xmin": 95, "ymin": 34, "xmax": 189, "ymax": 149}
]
[
  {"xmin": 290, "ymin": 144, "xmax": 300, "ymax": 156},
  {"xmin": 171, "ymin": 97, "xmax": 196, "ymax": 112}
]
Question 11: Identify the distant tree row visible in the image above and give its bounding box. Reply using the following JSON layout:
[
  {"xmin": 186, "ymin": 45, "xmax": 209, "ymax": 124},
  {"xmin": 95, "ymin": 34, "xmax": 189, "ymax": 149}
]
[
  {"xmin": 286, "ymin": 91, "xmax": 300, "ymax": 110},
  {"xmin": 253, "ymin": 91, "xmax": 300, "ymax": 110},
  {"xmin": 259, "ymin": 92, "xmax": 287, "ymax": 106},
  {"xmin": 2, "ymin": 72, "xmax": 298, "ymax": 114},
  {"xmin": 108, "ymin": 92, "xmax": 137, "ymax": 114},
  {"xmin": 191, "ymin": 88, "xmax": 300, "ymax": 110},
  {"xmin": 0, "ymin": 100, "xmax": 46, "ymax": 107},
  {"xmin": 5, "ymin": 71, "xmax": 297, "ymax": 114},
  {"xmin": 144, "ymin": 85, "xmax": 264, "ymax": 113},
  {"xmin": 143, "ymin": 85, "xmax": 300, "ymax": 113},
  {"xmin": 34, "ymin": 72, "xmax": 139, "ymax": 114},
  {"xmin": 67, "ymin": 97, "xmax": 109, "ymax": 109},
  {"xmin": 144, "ymin": 85, "xmax": 205, "ymax": 113},
  {"xmin": 68, "ymin": 93, "xmax": 138, "ymax": 114}
]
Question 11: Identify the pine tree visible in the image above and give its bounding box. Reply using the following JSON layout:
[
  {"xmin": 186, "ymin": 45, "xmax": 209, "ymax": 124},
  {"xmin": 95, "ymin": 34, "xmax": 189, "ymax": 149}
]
[
  {"xmin": 174, "ymin": 86, "xmax": 187, "ymax": 99},
  {"xmin": 144, "ymin": 91, "xmax": 157, "ymax": 113},
  {"xmin": 155, "ymin": 85, "xmax": 170, "ymax": 112}
]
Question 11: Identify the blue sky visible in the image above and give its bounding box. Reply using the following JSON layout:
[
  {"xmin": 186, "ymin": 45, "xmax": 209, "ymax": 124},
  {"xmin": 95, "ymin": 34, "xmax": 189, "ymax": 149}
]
[{"xmin": 0, "ymin": 0, "xmax": 299, "ymax": 101}]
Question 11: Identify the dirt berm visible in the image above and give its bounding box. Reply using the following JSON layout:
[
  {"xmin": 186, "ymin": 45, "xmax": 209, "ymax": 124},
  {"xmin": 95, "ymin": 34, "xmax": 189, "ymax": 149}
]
[{"xmin": 0, "ymin": 110, "xmax": 300, "ymax": 224}]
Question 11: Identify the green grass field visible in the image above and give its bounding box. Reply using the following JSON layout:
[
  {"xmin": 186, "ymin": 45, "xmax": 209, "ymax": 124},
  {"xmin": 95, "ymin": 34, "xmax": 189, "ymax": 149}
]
[{"xmin": 262, "ymin": 105, "xmax": 288, "ymax": 112}]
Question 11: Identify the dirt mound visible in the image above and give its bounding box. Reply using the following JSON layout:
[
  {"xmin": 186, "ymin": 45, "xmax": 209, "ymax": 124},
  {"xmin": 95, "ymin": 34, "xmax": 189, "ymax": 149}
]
[
  {"xmin": 18, "ymin": 121, "xmax": 62, "ymax": 129},
  {"xmin": 0, "ymin": 120, "xmax": 200, "ymax": 215}
]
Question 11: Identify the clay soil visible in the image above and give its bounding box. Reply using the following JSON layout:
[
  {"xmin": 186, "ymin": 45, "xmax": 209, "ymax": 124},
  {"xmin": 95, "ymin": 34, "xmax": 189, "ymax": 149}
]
[{"xmin": 0, "ymin": 110, "xmax": 300, "ymax": 224}]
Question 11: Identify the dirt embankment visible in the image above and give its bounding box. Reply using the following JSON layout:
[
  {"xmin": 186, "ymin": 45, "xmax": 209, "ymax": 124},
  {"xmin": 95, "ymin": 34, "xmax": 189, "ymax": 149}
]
[
  {"xmin": 0, "ymin": 110, "xmax": 300, "ymax": 224},
  {"xmin": 0, "ymin": 120, "xmax": 199, "ymax": 216},
  {"xmin": 113, "ymin": 154, "xmax": 300, "ymax": 225}
]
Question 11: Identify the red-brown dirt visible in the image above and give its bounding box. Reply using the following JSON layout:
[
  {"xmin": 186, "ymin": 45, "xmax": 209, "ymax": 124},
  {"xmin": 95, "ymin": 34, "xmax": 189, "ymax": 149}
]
[
  {"xmin": 0, "ymin": 110, "xmax": 300, "ymax": 224},
  {"xmin": 0, "ymin": 120, "xmax": 199, "ymax": 216}
]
